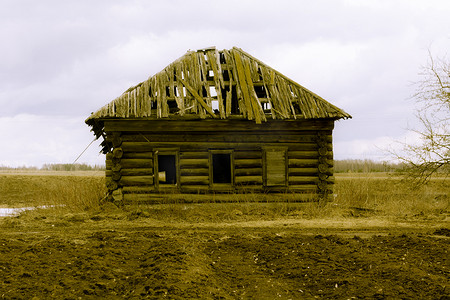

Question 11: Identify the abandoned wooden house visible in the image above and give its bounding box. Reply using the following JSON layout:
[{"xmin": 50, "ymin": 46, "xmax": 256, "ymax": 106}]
[{"xmin": 86, "ymin": 47, "xmax": 351, "ymax": 203}]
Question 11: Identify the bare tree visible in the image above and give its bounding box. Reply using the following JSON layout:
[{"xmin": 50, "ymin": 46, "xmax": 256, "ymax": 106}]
[{"xmin": 394, "ymin": 52, "xmax": 449, "ymax": 183}]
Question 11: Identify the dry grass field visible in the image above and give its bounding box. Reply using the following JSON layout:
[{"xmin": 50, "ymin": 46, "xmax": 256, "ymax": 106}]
[{"xmin": 0, "ymin": 171, "xmax": 449, "ymax": 299}]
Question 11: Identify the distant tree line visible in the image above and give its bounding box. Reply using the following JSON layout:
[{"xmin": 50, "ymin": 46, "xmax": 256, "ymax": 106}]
[
  {"xmin": 0, "ymin": 165, "xmax": 39, "ymax": 171},
  {"xmin": 334, "ymin": 159, "xmax": 406, "ymax": 173},
  {"xmin": 0, "ymin": 163, "xmax": 105, "ymax": 171},
  {"xmin": 41, "ymin": 163, "xmax": 105, "ymax": 171}
]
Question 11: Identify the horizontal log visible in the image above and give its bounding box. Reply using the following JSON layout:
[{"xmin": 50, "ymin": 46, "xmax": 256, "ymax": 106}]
[
  {"xmin": 122, "ymin": 132, "xmax": 329, "ymax": 144},
  {"xmin": 129, "ymin": 130, "xmax": 331, "ymax": 142},
  {"xmin": 288, "ymin": 167, "xmax": 318, "ymax": 175},
  {"xmin": 180, "ymin": 168, "xmax": 209, "ymax": 176},
  {"xmin": 157, "ymin": 185, "xmax": 180, "ymax": 193},
  {"xmin": 180, "ymin": 176, "xmax": 209, "ymax": 185},
  {"xmin": 121, "ymin": 168, "xmax": 153, "ymax": 176},
  {"xmin": 235, "ymin": 158, "xmax": 262, "ymax": 168},
  {"xmin": 180, "ymin": 158, "xmax": 209, "ymax": 168},
  {"xmin": 119, "ymin": 175, "xmax": 154, "ymax": 186},
  {"xmin": 288, "ymin": 176, "xmax": 319, "ymax": 184},
  {"xmin": 235, "ymin": 176, "xmax": 263, "ymax": 185},
  {"xmin": 289, "ymin": 159, "xmax": 319, "ymax": 168},
  {"xmin": 118, "ymin": 142, "xmax": 153, "ymax": 153},
  {"xmin": 104, "ymin": 119, "xmax": 335, "ymax": 132},
  {"xmin": 288, "ymin": 151, "xmax": 319, "ymax": 159},
  {"xmin": 180, "ymin": 151, "xmax": 209, "ymax": 159},
  {"xmin": 234, "ymin": 151, "xmax": 262, "ymax": 159},
  {"xmin": 234, "ymin": 168, "xmax": 262, "ymax": 176},
  {"xmin": 122, "ymin": 151, "xmax": 153, "ymax": 159},
  {"xmin": 119, "ymin": 159, "xmax": 153, "ymax": 169},
  {"xmin": 120, "ymin": 141, "xmax": 321, "ymax": 152}
]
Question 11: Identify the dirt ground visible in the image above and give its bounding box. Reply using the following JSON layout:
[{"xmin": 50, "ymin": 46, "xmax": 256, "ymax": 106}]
[{"xmin": 1, "ymin": 208, "xmax": 449, "ymax": 300}]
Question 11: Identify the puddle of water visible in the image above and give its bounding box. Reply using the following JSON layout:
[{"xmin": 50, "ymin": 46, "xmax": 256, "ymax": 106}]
[
  {"xmin": 0, "ymin": 207, "xmax": 34, "ymax": 217},
  {"xmin": 0, "ymin": 206, "xmax": 58, "ymax": 217}
]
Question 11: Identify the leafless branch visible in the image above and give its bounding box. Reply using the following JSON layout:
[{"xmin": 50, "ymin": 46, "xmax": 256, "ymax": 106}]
[{"xmin": 392, "ymin": 51, "xmax": 449, "ymax": 184}]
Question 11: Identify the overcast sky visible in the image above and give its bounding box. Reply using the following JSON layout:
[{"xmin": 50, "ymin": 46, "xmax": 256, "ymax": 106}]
[{"xmin": 1, "ymin": 0, "xmax": 449, "ymax": 167}]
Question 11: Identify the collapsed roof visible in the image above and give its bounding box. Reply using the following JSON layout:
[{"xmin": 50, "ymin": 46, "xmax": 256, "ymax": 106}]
[{"xmin": 86, "ymin": 47, "xmax": 351, "ymax": 134}]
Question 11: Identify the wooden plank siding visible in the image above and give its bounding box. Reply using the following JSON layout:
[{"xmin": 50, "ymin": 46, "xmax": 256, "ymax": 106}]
[{"xmin": 102, "ymin": 119, "xmax": 335, "ymax": 202}]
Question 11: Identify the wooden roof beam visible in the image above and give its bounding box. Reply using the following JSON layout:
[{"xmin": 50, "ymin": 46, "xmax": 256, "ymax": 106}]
[{"xmin": 177, "ymin": 76, "xmax": 217, "ymax": 118}]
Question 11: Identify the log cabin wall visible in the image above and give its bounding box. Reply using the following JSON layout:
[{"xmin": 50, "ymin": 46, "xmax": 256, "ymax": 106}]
[
  {"xmin": 86, "ymin": 47, "xmax": 351, "ymax": 203},
  {"xmin": 103, "ymin": 119, "xmax": 335, "ymax": 203}
]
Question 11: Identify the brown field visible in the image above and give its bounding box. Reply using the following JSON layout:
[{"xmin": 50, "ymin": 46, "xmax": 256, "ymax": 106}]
[{"xmin": 0, "ymin": 172, "xmax": 449, "ymax": 299}]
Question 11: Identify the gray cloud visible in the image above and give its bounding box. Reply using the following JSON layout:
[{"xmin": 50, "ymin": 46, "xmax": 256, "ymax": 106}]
[{"xmin": 0, "ymin": 0, "xmax": 449, "ymax": 166}]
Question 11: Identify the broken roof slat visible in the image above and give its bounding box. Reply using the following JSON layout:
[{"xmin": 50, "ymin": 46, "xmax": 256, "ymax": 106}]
[
  {"xmin": 178, "ymin": 77, "xmax": 217, "ymax": 118},
  {"xmin": 232, "ymin": 48, "xmax": 254, "ymax": 120},
  {"xmin": 86, "ymin": 47, "xmax": 351, "ymax": 125},
  {"xmin": 206, "ymin": 50, "xmax": 226, "ymax": 119},
  {"xmin": 242, "ymin": 54, "xmax": 266, "ymax": 123}
]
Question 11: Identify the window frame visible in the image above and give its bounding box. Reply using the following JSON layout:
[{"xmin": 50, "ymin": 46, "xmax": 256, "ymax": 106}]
[
  {"xmin": 154, "ymin": 148, "xmax": 180, "ymax": 190},
  {"xmin": 209, "ymin": 149, "xmax": 234, "ymax": 188}
]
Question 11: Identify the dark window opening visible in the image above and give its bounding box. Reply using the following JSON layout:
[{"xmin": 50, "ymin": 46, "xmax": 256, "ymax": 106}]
[
  {"xmin": 158, "ymin": 155, "xmax": 177, "ymax": 184},
  {"xmin": 151, "ymin": 100, "xmax": 157, "ymax": 109},
  {"xmin": 202, "ymin": 86, "xmax": 208, "ymax": 97},
  {"xmin": 212, "ymin": 153, "xmax": 232, "ymax": 184},
  {"xmin": 223, "ymin": 70, "xmax": 230, "ymax": 81},
  {"xmin": 254, "ymin": 85, "xmax": 267, "ymax": 98},
  {"xmin": 292, "ymin": 102, "xmax": 302, "ymax": 115},
  {"xmin": 230, "ymin": 88, "xmax": 239, "ymax": 114},
  {"xmin": 167, "ymin": 100, "xmax": 179, "ymax": 113}
]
